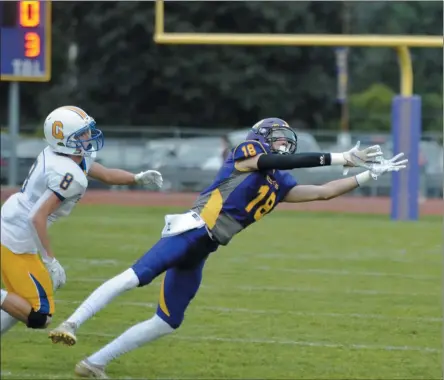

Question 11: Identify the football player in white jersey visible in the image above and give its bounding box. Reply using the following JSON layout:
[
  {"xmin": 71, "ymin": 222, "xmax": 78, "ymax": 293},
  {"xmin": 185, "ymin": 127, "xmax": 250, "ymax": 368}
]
[{"xmin": 0, "ymin": 105, "xmax": 163, "ymax": 335}]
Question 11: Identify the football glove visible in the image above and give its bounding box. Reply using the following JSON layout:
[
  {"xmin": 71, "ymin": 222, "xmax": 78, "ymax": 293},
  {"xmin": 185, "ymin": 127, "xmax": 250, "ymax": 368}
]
[
  {"xmin": 355, "ymin": 153, "xmax": 409, "ymax": 186},
  {"xmin": 368, "ymin": 153, "xmax": 409, "ymax": 179},
  {"xmin": 43, "ymin": 257, "xmax": 66, "ymax": 290},
  {"xmin": 342, "ymin": 141, "xmax": 383, "ymax": 175},
  {"xmin": 134, "ymin": 170, "xmax": 163, "ymax": 188}
]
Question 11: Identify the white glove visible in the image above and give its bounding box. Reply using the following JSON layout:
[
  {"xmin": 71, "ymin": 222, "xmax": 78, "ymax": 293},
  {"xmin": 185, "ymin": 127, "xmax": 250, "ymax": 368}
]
[
  {"xmin": 355, "ymin": 153, "xmax": 409, "ymax": 186},
  {"xmin": 134, "ymin": 170, "xmax": 163, "ymax": 188},
  {"xmin": 368, "ymin": 153, "xmax": 409, "ymax": 179},
  {"xmin": 43, "ymin": 258, "xmax": 66, "ymax": 290},
  {"xmin": 342, "ymin": 141, "xmax": 383, "ymax": 175}
]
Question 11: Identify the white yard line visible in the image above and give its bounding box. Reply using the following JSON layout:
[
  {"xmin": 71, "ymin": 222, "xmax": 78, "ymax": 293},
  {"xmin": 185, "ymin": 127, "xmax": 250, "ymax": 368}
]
[
  {"xmin": 252, "ymin": 252, "xmax": 441, "ymax": 263},
  {"xmin": 9, "ymin": 328, "xmax": 440, "ymax": 354},
  {"xmin": 0, "ymin": 371, "xmax": 194, "ymax": 380},
  {"xmin": 67, "ymin": 276, "xmax": 440, "ymax": 297},
  {"xmin": 64, "ymin": 258, "xmax": 439, "ymax": 281},
  {"xmin": 54, "ymin": 299, "xmax": 442, "ymax": 323},
  {"xmin": 256, "ymin": 266, "xmax": 439, "ymax": 280},
  {"xmin": 0, "ymin": 373, "xmax": 75, "ymax": 380}
]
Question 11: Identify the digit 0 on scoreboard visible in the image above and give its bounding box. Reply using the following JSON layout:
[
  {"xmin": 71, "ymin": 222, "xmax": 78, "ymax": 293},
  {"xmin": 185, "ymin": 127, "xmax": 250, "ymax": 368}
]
[
  {"xmin": 0, "ymin": 0, "xmax": 52, "ymax": 82},
  {"xmin": 20, "ymin": 1, "xmax": 40, "ymax": 27}
]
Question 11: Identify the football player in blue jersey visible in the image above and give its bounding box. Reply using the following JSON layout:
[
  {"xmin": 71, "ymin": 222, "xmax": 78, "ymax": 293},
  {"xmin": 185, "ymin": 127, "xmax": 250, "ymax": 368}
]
[{"xmin": 49, "ymin": 118, "xmax": 407, "ymax": 379}]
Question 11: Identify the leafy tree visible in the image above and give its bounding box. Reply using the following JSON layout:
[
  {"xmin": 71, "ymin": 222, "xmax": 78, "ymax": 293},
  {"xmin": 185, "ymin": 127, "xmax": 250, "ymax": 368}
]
[{"xmin": 0, "ymin": 1, "xmax": 441, "ymax": 133}]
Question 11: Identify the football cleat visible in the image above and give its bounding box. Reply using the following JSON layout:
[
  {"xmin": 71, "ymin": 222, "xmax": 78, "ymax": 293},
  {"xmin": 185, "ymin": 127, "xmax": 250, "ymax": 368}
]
[
  {"xmin": 75, "ymin": 359, "xmax": 109, "ymax": 379},
  {"xmin": 48, "ymin": 321, "xmax": 77, "ymax": 346}
]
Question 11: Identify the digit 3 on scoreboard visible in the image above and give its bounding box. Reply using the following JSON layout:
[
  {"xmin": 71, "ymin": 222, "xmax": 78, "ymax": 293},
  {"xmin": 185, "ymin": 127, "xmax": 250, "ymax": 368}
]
[{"xmin": 0, "ymin": 0, "xmax": 51, "ymax": 82}]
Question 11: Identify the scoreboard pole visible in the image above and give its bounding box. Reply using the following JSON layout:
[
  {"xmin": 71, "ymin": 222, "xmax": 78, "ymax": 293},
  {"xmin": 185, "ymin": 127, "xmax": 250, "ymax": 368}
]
[
  {"xmin": 8, "ymin": 82, "xmax": 20, "ymax": 187},
  {"xmin": 0, "ymin": 0, "xmax": 52, "ymax": 186}
]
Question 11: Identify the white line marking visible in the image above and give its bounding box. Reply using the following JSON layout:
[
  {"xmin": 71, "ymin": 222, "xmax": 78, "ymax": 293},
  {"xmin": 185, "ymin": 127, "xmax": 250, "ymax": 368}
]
[
  {"xmin": 236, "ymin": 285, "xmax": 439, "ymax": 297},
  {"xmin": 63, "ymin": 258, "xmax": 439, "ymax": 281},
  {"xmin": 12, "ymin": 328, "xmax": 440, "ymax": 354},
  {"xmin": 67, "ymin": 276, "xmax": 440, "ymax": 297},
  {"xmin": 68, "ymin": 258, "xmax": 122, "ymax": 266},
  {"xmin": 256, "ymin": 266, "xmax": 439, "ymax": 280},
  {"xmin": 175, "ymin": 335, "xmax": 441, "ymax": 353},
  {"xmin": 253, "ymin": 252, "xmax": 441, "ymax": 264},
  {"xmin": 0, "ymin": 371, "xmax": 192, "ymax": 380},
  {"xmin": 65, "ymin": 251, "xmax": 442, "ymax": 267},
  {"xmin": 55, "ymin": 299, "xmax": 442, "ymax": 323},
  {"xmin": 0, "ymin": 373, "xmax": 74, "ymax": 380}
]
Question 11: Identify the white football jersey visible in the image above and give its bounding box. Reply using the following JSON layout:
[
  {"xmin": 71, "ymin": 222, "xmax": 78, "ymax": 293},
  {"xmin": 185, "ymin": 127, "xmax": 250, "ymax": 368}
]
[{"xmin": 1, "ymin": 146, "xmax": 96, "ymax": 254}]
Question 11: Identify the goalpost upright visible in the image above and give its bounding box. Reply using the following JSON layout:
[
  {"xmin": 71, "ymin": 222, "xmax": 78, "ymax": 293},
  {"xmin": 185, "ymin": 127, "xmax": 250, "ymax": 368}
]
[{"xmin": 153, "ymin": 0, "xmax": 443, "ymax": 221}]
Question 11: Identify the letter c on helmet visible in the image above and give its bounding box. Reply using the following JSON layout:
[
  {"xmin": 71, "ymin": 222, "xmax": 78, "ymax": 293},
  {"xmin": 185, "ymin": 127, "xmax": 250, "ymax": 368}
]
[{"xmin": 52, "ymin": 121, "xmax": 64, "ymax": 140}]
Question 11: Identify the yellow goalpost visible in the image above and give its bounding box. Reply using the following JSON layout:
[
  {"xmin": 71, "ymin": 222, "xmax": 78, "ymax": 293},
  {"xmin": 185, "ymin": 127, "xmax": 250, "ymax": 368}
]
[{"xmin": 153, "ymin": 0, "xmax": 443, "ymax": 221}]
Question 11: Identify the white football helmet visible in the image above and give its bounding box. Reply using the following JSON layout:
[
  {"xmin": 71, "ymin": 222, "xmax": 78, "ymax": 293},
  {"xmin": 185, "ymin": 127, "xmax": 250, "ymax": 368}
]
[{"xmin": 43, "ymin": 106, "xmax": 104, "ymax": 156}]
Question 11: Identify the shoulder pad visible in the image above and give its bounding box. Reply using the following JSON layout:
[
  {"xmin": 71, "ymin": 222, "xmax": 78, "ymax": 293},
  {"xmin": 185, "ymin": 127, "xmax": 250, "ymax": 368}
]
[
  {"xmin": 232, "ymin": 140, "xmax": 269, "ymax": 162},
  {"xmin": 46, "ymin": 160, "xmax": 87, "ymax": 200}
]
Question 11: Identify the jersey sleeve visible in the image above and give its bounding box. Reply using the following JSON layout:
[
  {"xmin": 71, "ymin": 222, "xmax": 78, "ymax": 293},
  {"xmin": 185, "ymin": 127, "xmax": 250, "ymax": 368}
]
[
  {"xmin": 277, "ymin": 171, "xmax": 298, "ymax": 201},
  {"xmin": 46, "ymin": 167, "xmax": 87, "ymax": 201},
  {"xmin": 232, "ymin": 140, "xmax": 268, "ymax": 162},
  {"xmin": 84, "ymin": 152, "xmax": 97, "ymax": 173}
]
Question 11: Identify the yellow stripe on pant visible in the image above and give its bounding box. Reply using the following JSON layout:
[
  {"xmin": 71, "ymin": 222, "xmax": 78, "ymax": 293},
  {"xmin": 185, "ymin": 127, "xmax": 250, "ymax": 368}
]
[{"xmin": 1, "ymin": 244, "xmax": 55, "ymax": 315}]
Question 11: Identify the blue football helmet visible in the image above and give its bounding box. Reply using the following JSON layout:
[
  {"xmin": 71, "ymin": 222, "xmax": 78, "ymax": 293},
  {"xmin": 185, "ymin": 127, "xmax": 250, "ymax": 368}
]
[{"xmin": 245, "ymin": 118, "xmax": 297, "ymax": 155}]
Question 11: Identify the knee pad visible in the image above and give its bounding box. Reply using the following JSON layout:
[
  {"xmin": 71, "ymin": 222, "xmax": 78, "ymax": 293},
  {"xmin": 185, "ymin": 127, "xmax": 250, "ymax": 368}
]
[{"xmin": 27, "ymin": 309, "xmax": 51, "ymax": 329}]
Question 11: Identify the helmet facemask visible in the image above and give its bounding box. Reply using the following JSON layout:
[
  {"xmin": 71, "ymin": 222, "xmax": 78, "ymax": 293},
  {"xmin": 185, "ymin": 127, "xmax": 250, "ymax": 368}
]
[
  {"xmin": 263, "ymin": 127, "xmax": 298, "ymax": 155},
  {"xmin": 65, "ymin": 118, "xmax": 104, "ymax": 155}
]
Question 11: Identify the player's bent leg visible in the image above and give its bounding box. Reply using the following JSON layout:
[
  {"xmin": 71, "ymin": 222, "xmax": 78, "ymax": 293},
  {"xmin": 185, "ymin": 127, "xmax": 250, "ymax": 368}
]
[
  {"xmin": 1, "ymin": 281, "xmax": 20, "ymax": 335},
  {"xmin": 49, "ymin": 268, "xmax": 139, "ymax": 346},
  {"xmin": 52, "ymin": 229, "xmax": 211, "ymax": 347},
  {"xmin": 155, "ymin": 259, "xmax": 207, "ymax": 328},
  {"xmin": 1, "ymin": 289, "xmax": 32, "ymax": 323},
  {"xmin": 83, "ymin": 259, "xmax": 207, "ymax": 372},
  {"xmin": 131, "ymin": 232, "xmax": 204, "ymax": 287},
  {"xmin": 1, "ymin": 289, "xmax": 51, "ymax": 334},
  {"xmin": 1, "ymin": 245, "xmax": 55, "ymax": 333},
  {"xmin": 1, "ymin": 310, "xmax": 19, "ymax": 335},
  {"xmin": 80, "ymin": 314, "xmax": 173, "ymax": 377},
  {"xmin": 27, "ymin": 309, "xmax": 52, "ymax": 329}
]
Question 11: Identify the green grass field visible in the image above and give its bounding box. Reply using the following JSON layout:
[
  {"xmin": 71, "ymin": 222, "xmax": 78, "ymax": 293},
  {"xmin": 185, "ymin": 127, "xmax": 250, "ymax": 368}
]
[{"xmin": 1, "ymin": 205, "xmax": 442, "ymax": 379}]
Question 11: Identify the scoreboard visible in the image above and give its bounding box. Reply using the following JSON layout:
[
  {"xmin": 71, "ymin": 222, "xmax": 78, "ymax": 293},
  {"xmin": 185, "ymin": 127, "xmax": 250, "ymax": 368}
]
[{"xmin": 0, "ymin": 0, "xmax": 51, "ymax": 82}]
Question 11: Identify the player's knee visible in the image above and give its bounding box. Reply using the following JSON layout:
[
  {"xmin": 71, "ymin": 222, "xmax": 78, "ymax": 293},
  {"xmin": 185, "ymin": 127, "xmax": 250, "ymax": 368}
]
[
  {"xmin": 115, "ymin": 268, "xmax": 140, "ymax": 290},
  {"xmin": 131, "ymin": 264, "xmax": 156, "ymax": 287},
  {"xmin": 26, "ymin": 309, "xmax": 51, "ymax": 329},
  {"xmin": 156, "ymin": 310, "xmax": 184, "ymax": 330},
  {"xmin": 152, "ymin": 313, "xmax": 177, "ymax": 333}
]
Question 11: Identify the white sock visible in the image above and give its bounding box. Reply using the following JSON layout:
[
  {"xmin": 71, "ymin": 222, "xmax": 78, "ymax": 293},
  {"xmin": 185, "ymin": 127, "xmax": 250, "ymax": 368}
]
[
  {"xmin": 1, "ymin": 289, "xmax": 7, "ymax": 306},
  {"xmin": 67, "ymin": 268, "xmax": 139, "ymax": 328},
  {"xmin": 88, "ymin": 315, "xmax": 174, "ymax": 367},
  {"xmin": 1, "ymin": 310, "xmax": 19, "ymax": 335}
]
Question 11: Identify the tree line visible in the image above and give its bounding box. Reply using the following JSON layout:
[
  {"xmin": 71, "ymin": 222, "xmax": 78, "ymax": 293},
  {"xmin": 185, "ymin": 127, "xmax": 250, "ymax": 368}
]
[{"xmin": 0, "ymin": 1, "xmax": 442, "ymax": 132}]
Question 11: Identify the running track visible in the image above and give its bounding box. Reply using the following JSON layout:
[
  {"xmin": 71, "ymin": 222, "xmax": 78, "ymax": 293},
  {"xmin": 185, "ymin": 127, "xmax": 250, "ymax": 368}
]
[{"xmin": 1, "ymin": 187, "xmax": 442, "ymax": 216}]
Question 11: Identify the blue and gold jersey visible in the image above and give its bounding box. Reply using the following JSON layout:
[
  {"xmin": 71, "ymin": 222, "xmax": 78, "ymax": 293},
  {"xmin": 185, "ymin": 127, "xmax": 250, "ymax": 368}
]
[{"xmin": 191, "ymin": 140, "xmax": 297, "ymax": 245}]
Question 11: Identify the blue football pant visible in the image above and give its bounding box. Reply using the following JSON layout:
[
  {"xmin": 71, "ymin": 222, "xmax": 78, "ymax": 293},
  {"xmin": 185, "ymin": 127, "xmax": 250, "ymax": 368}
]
[{"xmin": 132, "ymin": 227, "xmax": 218, "ymax": 328}]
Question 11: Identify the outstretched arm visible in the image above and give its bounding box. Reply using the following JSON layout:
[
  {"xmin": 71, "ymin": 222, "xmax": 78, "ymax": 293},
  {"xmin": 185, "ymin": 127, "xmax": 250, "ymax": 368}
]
[
  {"xmin": 283, "ymin": 172, "xmax": 371, "ymax": 203},
  {"xmin": 88, "ymin": 162, "xmax": 137, "ymax": 185},
  {"xmin": 284, "ymin": 153, "xmax": 408, "ymax": 203},
  {"xmin": 88, "ymin": 162, "xmax": 163, "ymax": 188},
  {"xmin": 235, "ymin": 141, "xmax": 382, "ymax": 172}
]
